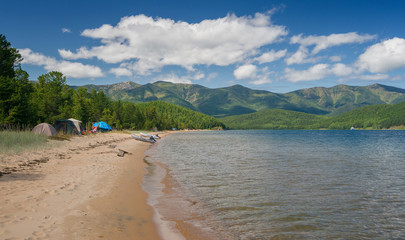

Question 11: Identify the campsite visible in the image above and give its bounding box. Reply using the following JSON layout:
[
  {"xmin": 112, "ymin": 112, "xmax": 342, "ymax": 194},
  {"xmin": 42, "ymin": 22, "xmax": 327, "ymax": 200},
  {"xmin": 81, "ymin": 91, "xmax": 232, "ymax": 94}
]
[{"xmin": 31, "ymin": 119, "xmax": 113, "ymax": 137}]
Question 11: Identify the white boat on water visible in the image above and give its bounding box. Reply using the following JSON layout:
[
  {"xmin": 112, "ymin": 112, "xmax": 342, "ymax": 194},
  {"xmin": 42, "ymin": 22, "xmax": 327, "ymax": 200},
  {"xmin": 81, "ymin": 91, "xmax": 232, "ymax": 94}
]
[
  {"xmin": 350, "ymin": 126, "xmax": 355, "ymax": 130},
  {"xmin": 131, "ymin": 134, "xmax": 156, "ymax": 143},
  {"xmin": 140, "ymin": 132, "xmax": 161, "ymax": 139}
]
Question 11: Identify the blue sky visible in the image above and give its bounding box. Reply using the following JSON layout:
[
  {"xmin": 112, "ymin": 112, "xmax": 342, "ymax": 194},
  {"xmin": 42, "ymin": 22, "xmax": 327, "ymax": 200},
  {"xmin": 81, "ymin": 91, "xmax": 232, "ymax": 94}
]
[{"xmin": 2, "ymin": 0, "xmax": 405, "ymax": 93}]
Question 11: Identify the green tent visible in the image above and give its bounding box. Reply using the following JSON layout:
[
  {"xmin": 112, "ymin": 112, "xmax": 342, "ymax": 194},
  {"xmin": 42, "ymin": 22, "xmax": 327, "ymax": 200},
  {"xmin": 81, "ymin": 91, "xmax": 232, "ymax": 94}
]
[{"xmin": 54, "ymin": 119, "xmax": 81, "ymax": 135}]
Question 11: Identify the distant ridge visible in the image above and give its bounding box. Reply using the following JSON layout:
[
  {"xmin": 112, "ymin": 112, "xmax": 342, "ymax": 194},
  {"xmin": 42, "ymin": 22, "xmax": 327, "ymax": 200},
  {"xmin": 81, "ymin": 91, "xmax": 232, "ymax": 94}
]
[
  {"xmin": 71, "ymin": 82, "xmax": 405, "ymax": 117},
  {"xmin": 220, "ymin": 101, "xmax": 405, "ymax": 130}
]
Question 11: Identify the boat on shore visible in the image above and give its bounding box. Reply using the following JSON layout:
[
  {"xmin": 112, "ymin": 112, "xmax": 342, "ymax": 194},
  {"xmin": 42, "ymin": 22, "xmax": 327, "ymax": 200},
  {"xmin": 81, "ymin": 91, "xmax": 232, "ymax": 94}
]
[
  {"xmin": 140, "ymin": 132, "xmax": 161, "ymax": 139},
  {"xmin": 131, "ymin": 134, "xmax": 156, "ymax": 143}
]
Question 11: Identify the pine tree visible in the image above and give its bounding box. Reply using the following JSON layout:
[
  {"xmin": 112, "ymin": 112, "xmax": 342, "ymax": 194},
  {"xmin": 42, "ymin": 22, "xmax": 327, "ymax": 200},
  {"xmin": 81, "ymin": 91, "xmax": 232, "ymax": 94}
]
[
  {"xmin": 0, "ymin": 35, "xmax": 33, "ymax": 125},
  {"xmin": 0, "ymin": 34, "xmax": 22, "ymax": 78},
  {"xmin": 32, "ymin": 71, "xmax": 70, "ymax": 123}
]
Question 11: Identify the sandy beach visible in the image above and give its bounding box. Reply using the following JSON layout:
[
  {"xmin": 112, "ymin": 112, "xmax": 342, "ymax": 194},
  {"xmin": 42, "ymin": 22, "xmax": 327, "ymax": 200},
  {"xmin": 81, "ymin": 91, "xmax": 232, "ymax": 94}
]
[{"xmin": 0, "ymin": 132, "xmax": 162, "ymax": 240}]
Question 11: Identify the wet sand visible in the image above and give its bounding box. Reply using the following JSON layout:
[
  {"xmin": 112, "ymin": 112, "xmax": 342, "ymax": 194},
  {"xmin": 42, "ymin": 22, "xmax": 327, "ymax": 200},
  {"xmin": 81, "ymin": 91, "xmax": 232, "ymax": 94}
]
[{"xmin": 0, "ymin": 132, "xmax": 161, "ymax": 239}]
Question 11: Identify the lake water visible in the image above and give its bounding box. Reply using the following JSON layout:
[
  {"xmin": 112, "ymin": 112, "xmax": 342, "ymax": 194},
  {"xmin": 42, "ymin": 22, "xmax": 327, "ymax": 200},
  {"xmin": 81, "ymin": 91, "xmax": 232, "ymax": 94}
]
[{"xmin": 144, "ymin": 130, "xmax": 405, "ymax": 239}]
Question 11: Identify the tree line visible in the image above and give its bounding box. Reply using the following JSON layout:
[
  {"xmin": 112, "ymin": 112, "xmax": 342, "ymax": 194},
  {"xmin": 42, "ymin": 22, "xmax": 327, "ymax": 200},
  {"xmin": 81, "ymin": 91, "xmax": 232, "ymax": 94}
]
[
  {"xmin": 221, "ymin": 103, "xmax": 405, "ymax": 130},
  {"xmin": 316, "ymin": 102, "xmax": 405, "ymax": 130},
  {"xmin": 220, "ymin": 109, "xmax": 328, "ymax": 129},
  {"xmin": 0, "ymin": 34, "xmax": 224, "ymax": 131}
]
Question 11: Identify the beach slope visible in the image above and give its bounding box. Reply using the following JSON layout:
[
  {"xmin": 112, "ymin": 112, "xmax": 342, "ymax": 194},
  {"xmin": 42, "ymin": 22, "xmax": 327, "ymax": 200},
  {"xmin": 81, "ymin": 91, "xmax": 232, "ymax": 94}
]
[{"xmin": 0, "ymin": 132, "xmax": 161, "ymax": 240}]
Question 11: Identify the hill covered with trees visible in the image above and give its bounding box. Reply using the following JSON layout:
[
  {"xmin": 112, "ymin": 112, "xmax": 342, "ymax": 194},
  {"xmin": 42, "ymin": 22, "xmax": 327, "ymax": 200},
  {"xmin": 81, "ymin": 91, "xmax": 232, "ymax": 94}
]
[
  {"xmin": 220, "ymin": 102, "xmax": 405, "ymax": 130},
  {"xmin": 76, "ymin": 81, "xmax": 405, "ymax": 117},
  {"xmin": 220, "ymin": 109, "xmax": 327, "ymax": 129},
  {"xmin": 317, "ymin": 102, "xmax": 405, "ymax": 130}
]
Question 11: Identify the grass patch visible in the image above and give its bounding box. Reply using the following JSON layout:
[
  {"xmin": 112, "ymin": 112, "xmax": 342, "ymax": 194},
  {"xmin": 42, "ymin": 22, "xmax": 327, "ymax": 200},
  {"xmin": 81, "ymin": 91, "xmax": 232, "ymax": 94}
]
[{"xmin": 0, "ymin": 131, "xmax": 50, "ymax": 154}]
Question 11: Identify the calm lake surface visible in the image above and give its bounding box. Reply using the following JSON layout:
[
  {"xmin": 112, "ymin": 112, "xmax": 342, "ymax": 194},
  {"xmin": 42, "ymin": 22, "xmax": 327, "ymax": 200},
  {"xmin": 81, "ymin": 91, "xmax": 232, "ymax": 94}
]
[{"xmin": 145, "ymin": 130, "xmax": 405, "ymax": 239}]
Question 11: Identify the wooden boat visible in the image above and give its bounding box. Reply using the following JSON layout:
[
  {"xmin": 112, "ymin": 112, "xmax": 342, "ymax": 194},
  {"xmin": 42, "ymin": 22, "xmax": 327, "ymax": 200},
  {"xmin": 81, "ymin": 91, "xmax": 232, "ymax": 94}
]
[
  {"xmin": 131, "ymin": 134, "xmax": 156, "ymax": 143},
  {"xmin": 140, "ymin": 132, "xmax": 161, "ymax": 139}
]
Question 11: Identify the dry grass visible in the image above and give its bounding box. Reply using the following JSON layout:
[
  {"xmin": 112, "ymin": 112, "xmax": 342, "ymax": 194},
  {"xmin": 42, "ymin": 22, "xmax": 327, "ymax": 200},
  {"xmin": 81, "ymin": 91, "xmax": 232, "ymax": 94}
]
[{"xmin": 0, "ymin": 130, "xmax": 50, "ymax": 154}]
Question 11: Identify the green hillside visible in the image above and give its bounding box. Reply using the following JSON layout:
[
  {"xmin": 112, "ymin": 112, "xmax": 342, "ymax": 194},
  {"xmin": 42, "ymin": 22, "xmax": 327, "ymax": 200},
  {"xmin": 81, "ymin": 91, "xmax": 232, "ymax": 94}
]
[
  {"xmin": 318, "ymin": 102, "xmax": 405, "ymax": 129},
  {"xmin": 221, "ymin": 102, "xmax": 405, "ymax": 130},
  {"xmin": 221, "ymin": 109, "xmax": 327, "ymax": 129},
  {"xmin": 133, "ymin": 101, "xmax": 225, "ymax": 130},
  {"xmin": 74, "ymin": 81, "xmax": 405, "ymax": 117},
  {"xmin": 285, "ymin": 84, "xmax": 405, "ymax": 116}
]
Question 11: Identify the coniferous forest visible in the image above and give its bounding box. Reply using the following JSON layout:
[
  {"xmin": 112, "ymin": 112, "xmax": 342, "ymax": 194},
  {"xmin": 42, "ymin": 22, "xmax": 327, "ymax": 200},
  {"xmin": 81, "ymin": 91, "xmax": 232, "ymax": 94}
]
[
  {"xmin": 0, "ymin": 34, "xmax": 225, "ymax": 131},
  {"xmin": 220, "ymin": 104, "xmax": 405, "ymax": 130}
]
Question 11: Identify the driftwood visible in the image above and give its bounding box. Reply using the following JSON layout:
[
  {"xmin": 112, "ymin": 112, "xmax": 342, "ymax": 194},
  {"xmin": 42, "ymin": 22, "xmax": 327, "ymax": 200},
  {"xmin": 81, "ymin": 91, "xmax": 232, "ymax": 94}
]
[{"xmin": 117, "ymin": 149, "xmax": 129, "ymax": 157}]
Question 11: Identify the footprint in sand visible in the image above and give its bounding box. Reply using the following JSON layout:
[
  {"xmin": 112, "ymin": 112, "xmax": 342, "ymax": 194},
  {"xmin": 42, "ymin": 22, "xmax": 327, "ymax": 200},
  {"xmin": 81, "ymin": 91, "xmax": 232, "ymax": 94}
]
[
  {"xmin": 44, "ymin": 189, "xmax": 57, "ymax": 195},
  {"xmin": 36, "ymin": 202, "xmax": 49, "ymax": 208},
  {"xmin": 23, "ymin": 206, "xmax": 36, "ymax": 213},
  {"xmin": 2, "ymin": 199, "xmax": 12, "ymax": 204},
  {"xmin": 33, "ymin": 230, "xmax": 48, "ymax": 238},
  {"xmin": 60, "ymin": 183, "xmax": 78, "ymax": 191},
  {"xmin": 67, "ymin": 184, "xmax": 78, "ymax": 191},
  {"xmin": 2, "ymin": 214, "xmax": 13, "ymax": 220}
]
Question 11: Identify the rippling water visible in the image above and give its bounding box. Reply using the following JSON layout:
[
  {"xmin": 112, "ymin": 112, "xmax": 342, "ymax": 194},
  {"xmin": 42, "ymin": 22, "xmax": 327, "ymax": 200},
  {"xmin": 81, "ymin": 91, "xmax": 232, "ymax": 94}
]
[{"xmin": 145, "ymin": 130, "xmax": 405, "ymax": 239}]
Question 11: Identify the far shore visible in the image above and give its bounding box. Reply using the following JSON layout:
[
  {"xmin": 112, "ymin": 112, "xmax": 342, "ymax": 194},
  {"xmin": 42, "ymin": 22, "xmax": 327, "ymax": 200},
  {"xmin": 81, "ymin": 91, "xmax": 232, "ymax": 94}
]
[{"xmin": 0, "ymin": 132, "xmax": 163, "ymax": 239}]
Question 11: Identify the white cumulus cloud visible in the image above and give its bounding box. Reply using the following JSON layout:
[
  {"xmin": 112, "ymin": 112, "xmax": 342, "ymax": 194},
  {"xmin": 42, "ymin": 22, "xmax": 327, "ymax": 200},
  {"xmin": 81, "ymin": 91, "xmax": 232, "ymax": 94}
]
[
  {"xmin": 285, "ymin": 64, "xmax": 330, "ymax": 82},
  {"xmin": 109, "ymin": 67, "xmax": 133, "ymax": 77},
  {"xmin": 254, "ymin": 49, "xmax": 287, "ymax": 64},
  {"xmin": 331, "ymin": 63, "xmax": 353, "ymax": 76},
  {"xmin": 58, "ymin": 12, "xmax": 288, "ymax": 75},
  {"xmin": 249, "ymin": 67, "xmax": 273, "ymax": 85},
  {"xmin": 19, "ymin": 48, "xmax": 104, "ymax": 78},
  {"xmin": 284, "ymin": 63, "xmax": 353, "ymax": 82},
  {"xmin": 234, "ymin": 64, "xmax": 258, "ymax": 80},
  {"xmin": 285, "ymin": 46, "xmax": 309, "ymax": 65},
  {"xmin": 291, "ymin": 32, "xmax": 376, "ymax": 54},
  {"xmin": 356, "ymin": 37, "xmax": 405, "ymax": 73},
  {"xmin": 234, "ymin": 65, "xmax": 273, "ymax": 85},
  {"xmin": 287, "ymin": 32, "xmax": 376, "ymax": 65}
]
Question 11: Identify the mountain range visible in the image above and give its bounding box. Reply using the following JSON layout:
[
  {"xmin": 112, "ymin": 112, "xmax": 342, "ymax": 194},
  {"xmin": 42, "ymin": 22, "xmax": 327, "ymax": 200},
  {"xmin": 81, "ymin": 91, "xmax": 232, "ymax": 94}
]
[{"xmin": 72, "ymin": 81, "xmax": 405, "ymax": 118}]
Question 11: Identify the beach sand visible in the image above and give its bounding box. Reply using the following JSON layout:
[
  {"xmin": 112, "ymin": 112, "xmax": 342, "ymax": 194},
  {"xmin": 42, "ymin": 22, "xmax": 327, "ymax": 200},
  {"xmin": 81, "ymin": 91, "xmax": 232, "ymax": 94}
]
[{"xmin": 0, "ymin": 132, "xmax": 162, "ymax": 240}]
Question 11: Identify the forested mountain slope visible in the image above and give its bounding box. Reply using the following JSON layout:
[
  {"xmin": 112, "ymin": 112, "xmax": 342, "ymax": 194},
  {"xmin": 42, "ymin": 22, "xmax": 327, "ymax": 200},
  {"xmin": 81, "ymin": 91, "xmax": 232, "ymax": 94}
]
[
  {"xmin": 220, "ymin": 101, "xmax": 405, "ymax": 130},
  {"xmin": 74, "ymin": 81, "xmax": 405, "ymax": 117}
]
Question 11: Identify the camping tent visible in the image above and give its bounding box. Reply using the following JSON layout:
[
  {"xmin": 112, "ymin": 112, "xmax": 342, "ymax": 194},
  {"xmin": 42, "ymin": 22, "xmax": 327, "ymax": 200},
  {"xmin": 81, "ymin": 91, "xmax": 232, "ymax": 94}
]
[
  {"xmin": 54, "ymin": 119, "xmax": 81, "ymax": 135},
  {"xmin": 32, "ymin": 123, "xmax": 57, "ymax": 136},
  {"xmin": 68, "ymin": 118, "xmax": 83, "ymax": 133},
  {"xmin": 93, "ymin": 121, "xmax": 112, "ymax": 132}
]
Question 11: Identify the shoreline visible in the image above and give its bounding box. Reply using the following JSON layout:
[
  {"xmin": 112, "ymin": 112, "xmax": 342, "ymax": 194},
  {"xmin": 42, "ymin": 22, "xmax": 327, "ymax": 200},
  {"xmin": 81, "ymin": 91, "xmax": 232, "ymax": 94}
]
[
  {"xmin": 0, "ymin": 132, "xmax": 162, "ymax": 239},
  {"xmin": 144, "ymin": 132, "xmax": 231, "ymax": 240}
]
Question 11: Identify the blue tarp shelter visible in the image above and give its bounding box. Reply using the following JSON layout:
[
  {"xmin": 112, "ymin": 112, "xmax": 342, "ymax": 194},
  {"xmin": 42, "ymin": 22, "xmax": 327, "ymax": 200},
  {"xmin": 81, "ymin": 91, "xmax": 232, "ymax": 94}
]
[{"xmin": 93, "ymin": 121, "xmax": 112, "ymax": 132}]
